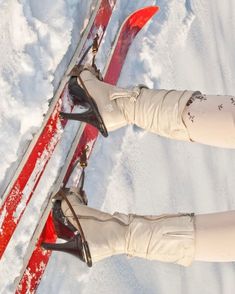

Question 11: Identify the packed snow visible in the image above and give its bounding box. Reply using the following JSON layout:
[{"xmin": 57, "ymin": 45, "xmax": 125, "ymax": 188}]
[{"xmin": 1, "ymin": 0, "xmax": 235, "ymax": 293}]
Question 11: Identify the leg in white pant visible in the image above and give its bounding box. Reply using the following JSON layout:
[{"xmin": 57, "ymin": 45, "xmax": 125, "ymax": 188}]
[
  {"xmin": 61, "ymin": 194, "xmax": 195, "ymax": 266},
  {"xmin": 78, "ymin": 69, "xmax": 235, "ymax": 148},
  {"xmin": 195, "ymin": 211, "xmax": 235, "ymax": 262},
  {"xmin": 79, "ymin": 69, "xmax": 194, "ymax": 141},
  {"xmin": 61, "ymin": 194, "xmax": 235, "ymax": 266}
]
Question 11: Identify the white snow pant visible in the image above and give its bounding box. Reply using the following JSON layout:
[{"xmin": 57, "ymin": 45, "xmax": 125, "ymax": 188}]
[
  {"xmin": 116, "ymin": 89, "xmax": 235, "ymax": 148},
  {"xmin": 80, "ymin": 70, "xmax": 235, "ymax": 148}
]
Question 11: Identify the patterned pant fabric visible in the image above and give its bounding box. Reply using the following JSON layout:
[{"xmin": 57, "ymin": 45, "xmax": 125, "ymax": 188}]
[{"xmin": 183, "ymin": 93, "xmax": 235, "ymax": 148}]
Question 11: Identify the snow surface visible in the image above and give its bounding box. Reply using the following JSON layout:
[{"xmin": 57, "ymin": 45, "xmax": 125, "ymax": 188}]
[{"xmin": 1, "ymin": 0, "xmax": 235, "ymax": 293}]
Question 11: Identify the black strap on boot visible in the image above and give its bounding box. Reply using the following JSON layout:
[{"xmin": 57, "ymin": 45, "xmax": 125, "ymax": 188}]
[
  {"xmin": 43, "ymin": 147, "xmax": 92, "ymax": 267},
  {"xmin": 60, "ymin": 35, "xmax": 108, "ymax": 137},
  {"xmin": 59, "ymin": 189, "xmax": 92, "ymax": 267},
  {"xmin": 59, "ymin": 145, "xmax": 92, "ymax": 266},
  {"xmin": 78, "ymin": 145, "xmax": 89, "ymax": 205}
]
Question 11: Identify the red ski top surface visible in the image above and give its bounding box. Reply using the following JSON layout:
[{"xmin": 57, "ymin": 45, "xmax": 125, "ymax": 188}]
[
  {"xmin": 0, "ymin": 0, "xmax": 114, "ymax": 260},
  {"xmin": 16, "ymin": 5, "xmax": 159, "ymax": 294},
  {"xmin": 105, "ymin": 6, "xmax": 159, "ymax": 85}
]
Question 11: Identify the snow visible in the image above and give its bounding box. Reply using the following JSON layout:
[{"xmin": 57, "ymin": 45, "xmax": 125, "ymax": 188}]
[{"xmin": 1, "ymin": 0, "xmax": 235, "ymax": 293}]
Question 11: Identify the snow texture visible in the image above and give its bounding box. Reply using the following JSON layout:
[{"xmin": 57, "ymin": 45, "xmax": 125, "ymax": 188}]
[{"xmin": 1, "ymin": 0, "xmax": 235, "ymax": 293}]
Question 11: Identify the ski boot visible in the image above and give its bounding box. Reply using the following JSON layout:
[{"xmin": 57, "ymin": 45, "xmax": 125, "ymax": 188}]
[
  {"xmin": 42, "ymin": 187, "xmax": 92, "ymax": 267},
  {"xmin": 60, "ymin": 65, "xmax": 108, "ymax": 137}
]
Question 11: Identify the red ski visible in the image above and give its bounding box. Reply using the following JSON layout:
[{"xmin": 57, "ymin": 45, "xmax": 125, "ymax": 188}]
[
  {"xmin": 15, "ymin": 6, "xmax": 159, "ymax": 293},
  {"xmin": 0, "ymin": 0, "xmax": 116, "ymax": 259}
]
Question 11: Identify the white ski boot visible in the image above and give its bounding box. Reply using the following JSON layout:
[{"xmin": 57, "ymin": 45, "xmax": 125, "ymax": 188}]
[
  {"xmin": 61, "ymin": 65, "xmax": 198, "ymax": 141},
  {"xmin": 60, "ymin": 191, "xmax": 195, "ymax": 266}
]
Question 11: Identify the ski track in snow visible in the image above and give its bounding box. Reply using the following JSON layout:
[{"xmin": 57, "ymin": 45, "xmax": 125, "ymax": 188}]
[{"xmin": 1, "ymin": 0, "xmax": 235, "ymax": 293}]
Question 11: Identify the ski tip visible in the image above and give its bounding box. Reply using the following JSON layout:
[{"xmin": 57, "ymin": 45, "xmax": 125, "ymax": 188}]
[
  {"xmin": 126, "ymin": 6, "xmax": 160, "ymax": 29},
  {"xmin": 146, "ymin": 6, "xmax": 160, "ymax": 15},
  {"xmin": 140, "ymin": 6, "xmax": 160, "ymax": 17},
  {"xmin": 143, "ymin": 6, "xmax": 160, "ymax": 20}
]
